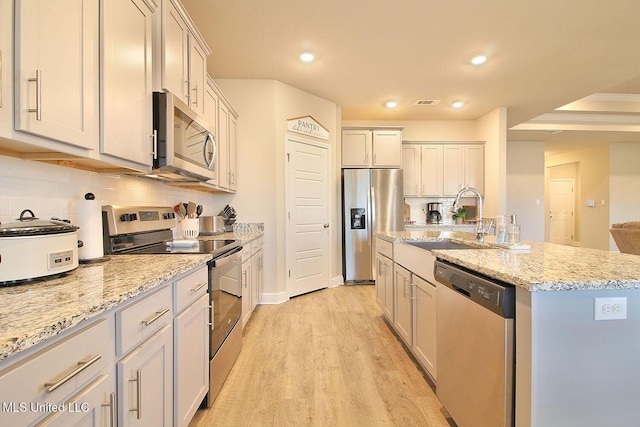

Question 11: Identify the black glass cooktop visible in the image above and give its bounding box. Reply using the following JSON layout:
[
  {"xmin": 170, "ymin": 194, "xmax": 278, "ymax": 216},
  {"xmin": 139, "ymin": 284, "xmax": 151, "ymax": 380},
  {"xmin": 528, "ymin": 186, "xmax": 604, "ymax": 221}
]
[{"xmin": 121, "ymin": 239, "xmax": 240, "ymax": 257}]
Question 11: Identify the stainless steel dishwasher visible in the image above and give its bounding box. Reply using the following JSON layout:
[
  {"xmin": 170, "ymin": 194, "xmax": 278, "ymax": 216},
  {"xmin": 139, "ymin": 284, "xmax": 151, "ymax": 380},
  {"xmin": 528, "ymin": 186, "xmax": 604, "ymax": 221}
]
[{"xmin": 434, "ymin": 260, "xmax": 515, "ymax": 427}]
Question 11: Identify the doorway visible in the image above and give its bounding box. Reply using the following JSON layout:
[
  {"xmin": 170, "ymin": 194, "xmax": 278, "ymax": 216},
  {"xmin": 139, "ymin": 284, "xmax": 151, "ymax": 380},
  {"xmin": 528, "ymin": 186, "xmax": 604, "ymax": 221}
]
[
  {"xmin": 285, "ymin": 135, "xmax": 331, "ymax": 298},
  {"xmin": 549, "ymin": 179, "xmax": 575, "ymax": 245}
]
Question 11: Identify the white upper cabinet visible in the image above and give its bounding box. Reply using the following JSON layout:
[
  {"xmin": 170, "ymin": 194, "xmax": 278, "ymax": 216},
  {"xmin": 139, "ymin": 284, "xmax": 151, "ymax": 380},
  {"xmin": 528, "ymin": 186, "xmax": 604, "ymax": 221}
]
[
  {"xmin": 14, "ymin": 0, "xmax": 99, "ymax": 150},
  {"xmin": 402, "ymin": 143, "xmax": 483, "ymax": 197},
  {"xmin": 101, "ymin": 0, "xmax": 156, "ymax": 167},
  {"xmin": 154, "ymin": 0, "xmax": 210, "ymax": 116},
  {"xmin": 342, "ymin": 128, "xmax": 402, "ymax": 168}
]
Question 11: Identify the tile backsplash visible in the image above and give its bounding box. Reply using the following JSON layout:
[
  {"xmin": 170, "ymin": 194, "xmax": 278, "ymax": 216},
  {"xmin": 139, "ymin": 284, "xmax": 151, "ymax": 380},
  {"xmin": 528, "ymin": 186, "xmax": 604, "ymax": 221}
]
[{"xmin": 0, "ymin": 154, "xmax": 221, "ymax": 225}]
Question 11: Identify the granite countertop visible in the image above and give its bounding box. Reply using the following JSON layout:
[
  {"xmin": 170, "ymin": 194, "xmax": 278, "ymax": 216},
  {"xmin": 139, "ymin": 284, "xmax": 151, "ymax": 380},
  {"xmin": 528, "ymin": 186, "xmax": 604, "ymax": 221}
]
[
  {"xmin": 378, "ymin": 230, "xmax": 640, "ymax": 292},
  {"xmin": 0, "ymin": 254, "xmax": 212, "ymax": 361}
]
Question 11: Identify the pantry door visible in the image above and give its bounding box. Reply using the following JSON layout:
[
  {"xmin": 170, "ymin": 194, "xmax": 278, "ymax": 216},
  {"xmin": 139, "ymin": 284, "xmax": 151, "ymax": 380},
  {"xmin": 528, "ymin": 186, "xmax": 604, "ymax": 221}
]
[{"xmin": 286, "ymin": 135, "xmax": 331, "ymax": 298}]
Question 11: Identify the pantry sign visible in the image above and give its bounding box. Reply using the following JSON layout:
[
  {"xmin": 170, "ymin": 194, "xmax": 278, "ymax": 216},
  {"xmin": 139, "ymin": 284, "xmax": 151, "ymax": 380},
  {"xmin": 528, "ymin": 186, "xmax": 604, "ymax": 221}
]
[{"xmin": 287, "ymin": 116, "xmax": 329, "ymax": 140}]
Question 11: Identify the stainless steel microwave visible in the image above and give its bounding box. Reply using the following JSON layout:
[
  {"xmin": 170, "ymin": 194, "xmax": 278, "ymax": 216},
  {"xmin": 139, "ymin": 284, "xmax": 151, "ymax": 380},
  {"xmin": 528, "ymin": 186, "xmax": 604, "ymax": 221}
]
[{"xmin": 152, "ymin": 92, "xmax": 216, "ymax": 182}]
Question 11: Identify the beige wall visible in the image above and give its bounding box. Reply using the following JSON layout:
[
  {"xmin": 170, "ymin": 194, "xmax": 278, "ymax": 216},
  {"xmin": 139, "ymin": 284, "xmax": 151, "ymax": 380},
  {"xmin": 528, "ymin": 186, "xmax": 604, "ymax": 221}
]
[
  {"xmin": 507, "ymin": 141, "xmax": 545, "ymax": 241},
  {"xmin": 476, "ymin": 108, "xmax": 507, "ymax": 217},
  {"xmin": 216, "ymin": 79, "xmax": 340, "ymax": 302},
  {"xmin": 546, "ymin": 144, "xmax": 610, "ymax": 250}
]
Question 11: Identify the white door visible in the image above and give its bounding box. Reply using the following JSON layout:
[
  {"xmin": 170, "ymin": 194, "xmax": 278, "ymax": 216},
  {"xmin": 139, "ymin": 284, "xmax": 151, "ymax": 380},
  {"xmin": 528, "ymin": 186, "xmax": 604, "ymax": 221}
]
[
  {"xmin": 286, "ymin": 136, "xmax": 330, "ymax": 298},
  {"xmin": 549, "ymin": 179, "xmax": 574, "ymax": 245}
]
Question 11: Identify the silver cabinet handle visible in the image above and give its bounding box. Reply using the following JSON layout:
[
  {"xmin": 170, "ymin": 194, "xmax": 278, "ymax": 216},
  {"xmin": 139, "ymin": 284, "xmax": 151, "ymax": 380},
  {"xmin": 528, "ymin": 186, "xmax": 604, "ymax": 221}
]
[
  {"xmin": 27, "ymin": 69, "xmax": 42, "ymax": 121},
  {"xmin": 242, "ymin": 271, "xmax": 247, "ymax": 288},
  {"xmin": 141, "ymin": 307, "xmax": 170, "ymax": 326},
  {"xmin": 192, "ymin": 85, "xmax": 199, "ymax": 108},
  {"xmin": 44, "ymin": 354, "xmax": 102, "ymax": 393},
  {"xmin": 410, "ymin": 283, "xmax": 417, "ymax": 301},
  {"xmin": 129, "ymin": 369, "xmax": 142, "ymax": 419},
  {"xmin": 191, "ymin": 281, "xmax": 208, "ymax": 292},
  {"xmin": 101, "ymin": 392, "xmax": 117, "ymax": 427},
  {"xmin": 207, "ymin": 305, "xmax": 214, "ymax": 329},
  {"xmin": 415, "ymin": 184, "xmax": 418, "ymax": 194},
  {"xmin": 151, "ymin": 130, "xmax": 158, "ymax": 159},
  {"xmin": 373, "ymin": 153, "xmax": 377, "ymax": 164},
  {"xmin": 184, "ymin": 79, "xmax": 191, "ymax": 104}
]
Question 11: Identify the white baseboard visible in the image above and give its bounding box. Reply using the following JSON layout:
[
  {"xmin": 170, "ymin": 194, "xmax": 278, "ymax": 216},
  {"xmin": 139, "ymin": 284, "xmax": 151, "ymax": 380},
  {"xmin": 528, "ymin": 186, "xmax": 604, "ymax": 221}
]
[
  {"xmin": 258, "ymin": 290, "xmax": 289, "ymax": 305},
  {"xmin": 330, "ymin": 275, "xmax": 344, "ymax": 288}
]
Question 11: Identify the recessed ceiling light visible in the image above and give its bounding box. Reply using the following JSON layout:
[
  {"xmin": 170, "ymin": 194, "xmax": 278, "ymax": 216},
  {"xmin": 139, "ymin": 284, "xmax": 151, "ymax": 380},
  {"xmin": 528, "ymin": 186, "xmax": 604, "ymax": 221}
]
[
  {"xmin": 386, "ymin": 100, "xmax": 398, "ymax": 109},
  {"xmin": 452, "ymin": 101, "xmax": 465, "ymax": 109},
  {"xmin": 471, "ymin": 55, "xmax": 487, "ymax": 65},
  {"xmin": 300, "ymin": 52, "xmax": 315, "ymax": 63}
]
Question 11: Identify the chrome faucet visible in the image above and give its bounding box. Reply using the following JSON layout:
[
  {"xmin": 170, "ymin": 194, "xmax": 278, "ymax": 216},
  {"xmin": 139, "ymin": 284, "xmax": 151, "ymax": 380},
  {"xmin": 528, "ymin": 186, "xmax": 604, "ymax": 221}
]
[{"xmin": 450, "ymin": 186, "xmax": 492, "ymax": 243}]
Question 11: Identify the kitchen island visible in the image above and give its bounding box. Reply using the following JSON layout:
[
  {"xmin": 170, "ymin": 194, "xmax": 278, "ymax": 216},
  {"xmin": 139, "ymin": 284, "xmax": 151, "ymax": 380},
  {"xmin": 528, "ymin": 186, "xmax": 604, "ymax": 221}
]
[{"xmin": 377, "ymin": 230, "xmax": 640, "ymax": 427}]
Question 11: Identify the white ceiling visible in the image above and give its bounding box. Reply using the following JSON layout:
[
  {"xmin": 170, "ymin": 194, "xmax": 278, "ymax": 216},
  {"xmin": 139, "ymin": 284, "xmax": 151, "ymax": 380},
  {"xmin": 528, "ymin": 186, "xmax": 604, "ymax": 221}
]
[{"xmin": 181, "ymin": 0, "xmax": 640, "ymax": 155}]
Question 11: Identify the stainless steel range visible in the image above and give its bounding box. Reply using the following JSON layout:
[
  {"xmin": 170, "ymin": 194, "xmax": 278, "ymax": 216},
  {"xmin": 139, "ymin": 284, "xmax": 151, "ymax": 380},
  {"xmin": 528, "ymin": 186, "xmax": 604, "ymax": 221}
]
[{"xmin": 102, "ymin": 205, "xmax": 243, "ymax": 407}]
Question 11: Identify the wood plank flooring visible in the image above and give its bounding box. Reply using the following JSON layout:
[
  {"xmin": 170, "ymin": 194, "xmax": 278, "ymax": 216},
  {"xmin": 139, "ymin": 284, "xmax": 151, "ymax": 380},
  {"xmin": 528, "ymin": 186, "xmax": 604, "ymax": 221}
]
[{"xmin": 189, "ymin": 285, "xmax": 454, "ymax": 427}]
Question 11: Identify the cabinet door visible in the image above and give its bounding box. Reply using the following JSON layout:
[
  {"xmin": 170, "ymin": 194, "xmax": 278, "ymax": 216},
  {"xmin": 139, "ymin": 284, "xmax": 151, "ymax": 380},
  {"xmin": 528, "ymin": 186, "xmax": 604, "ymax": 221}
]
[
  {"xmin": 218, "ymin": 101, "xmax": 230, "ymax": 189},
  {"xmin": 14, "ymin": 0, "xmax": 99, "ymax": 149},
  {"xmin": 342, "ymin": 130, "xmax": 371, "ymax": 167},
  {"xmin": 393, "ymin": 264, "xmax": 412, "ymax": 345},
  {"xmin": 442, "ymin": 145, "xmax": 463, "ymax": 196},
  {"xmin": 251, "ymin": 252, "xmax": 261, "ymax": 313},
  {"xmin": 382, "ymin": 255, "xmax": 394, "ymax": 320},
  {"xmin": 241, "ymin": 259, "xmax": 251, "ymax": 327},
  {"xmin": 375, "ymin": 253, "xmax": 386, "ymax": 311},
  {"xmin": 420, "ymin": 145, "xmax": 443, "ymax": 196},
  {"xmin": 402, "ymin": 144, "xmax": 420, "ymax": 196},
  {"xmin": 162, "ymin": 0, "xmax": 189, "ymax": 101},
  {"xmin": 101, "ymin": 0, "xmax": 154, "ymax": 167},
  {"xmin": 372, "ymin": 130, "xmax": 402, "ymax": 167},
  {"xmin": 464, "ymin": 145, "xmax": 484, "ymax": 194},
  {"xmin": 188, "ymin": 37, "xmax": 206, "ymax": 115},
  {"xmin": 229, "ymin": 115, "xmax": 238, "ymax": 192},
  {"xmin": 174, "ymin": 293, "xmax": 208, "ymax": 427},
  {"xmin": 118, "ymin": 323, "xmax": 173, "ymax": 427},
  {"xmin": 33, "ymin": 373, "xmax": 117, "ymax": 427},
  {"xmin": 412, "ymin": 274, "xmax": 437, "ymax": 380}
]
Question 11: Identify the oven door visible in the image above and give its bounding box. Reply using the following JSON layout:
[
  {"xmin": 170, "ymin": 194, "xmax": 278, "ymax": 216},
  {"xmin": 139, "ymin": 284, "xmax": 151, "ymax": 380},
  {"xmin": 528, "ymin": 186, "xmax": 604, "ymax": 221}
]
[{"xmin": 209, "ymin": 246, "xmax": 242, "ymax": 356}]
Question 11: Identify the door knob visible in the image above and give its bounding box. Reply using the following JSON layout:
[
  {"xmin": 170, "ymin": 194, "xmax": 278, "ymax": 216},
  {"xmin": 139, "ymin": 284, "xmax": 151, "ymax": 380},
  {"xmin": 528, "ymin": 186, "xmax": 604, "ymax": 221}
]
[{"xmin": 323, "ymin": 223, "xmax": 329, "ymax": 228}]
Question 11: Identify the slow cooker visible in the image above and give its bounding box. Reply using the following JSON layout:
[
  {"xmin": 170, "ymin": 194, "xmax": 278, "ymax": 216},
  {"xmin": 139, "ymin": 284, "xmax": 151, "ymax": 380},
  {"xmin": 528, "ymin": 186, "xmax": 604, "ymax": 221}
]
[{"xmin": 0, "ymin": 210, "xmax": 81, "ymax": 284}]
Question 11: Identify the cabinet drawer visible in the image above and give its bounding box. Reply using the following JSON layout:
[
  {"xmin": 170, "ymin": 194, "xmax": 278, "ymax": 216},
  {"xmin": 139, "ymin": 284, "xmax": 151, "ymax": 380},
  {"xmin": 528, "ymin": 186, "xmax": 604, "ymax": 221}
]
[
  {"xmin": 376, "ymin": 237, "xmax": 393, "ymax": 259},
  {"xmin": 0, "ymin": 318, "xmax": 112, "ymax": 427},
  {"xmin": 116, "ymin": 285, "xmax": 172, "ymax": 356},
  {"xmin": 174, "ymin": 265, "xmax": 208, "ymax": 314}
]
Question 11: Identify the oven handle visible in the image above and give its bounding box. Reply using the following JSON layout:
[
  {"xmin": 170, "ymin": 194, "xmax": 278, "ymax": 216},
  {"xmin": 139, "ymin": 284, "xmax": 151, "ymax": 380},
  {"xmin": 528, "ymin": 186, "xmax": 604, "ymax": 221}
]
[{"xmin": 211, "ymin": 246, "xmax": 242, "ymax": 267}]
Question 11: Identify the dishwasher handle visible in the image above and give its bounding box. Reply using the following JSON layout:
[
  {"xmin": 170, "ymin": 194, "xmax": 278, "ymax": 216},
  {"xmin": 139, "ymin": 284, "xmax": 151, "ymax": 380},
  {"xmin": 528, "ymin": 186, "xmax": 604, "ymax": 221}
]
[{"xmin": 452, "ymin": 284, "xmax": 471, "ymax": 298}]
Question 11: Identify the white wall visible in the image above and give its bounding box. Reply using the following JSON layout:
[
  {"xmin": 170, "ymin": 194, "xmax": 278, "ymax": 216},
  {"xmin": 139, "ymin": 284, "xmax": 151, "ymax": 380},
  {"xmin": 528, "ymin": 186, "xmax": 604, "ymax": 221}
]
[
  {"xmin": 476, "ymin": 108, "xmax": 507, "ymax": 217},
  {"xmin": 507, "ymin": 141, "xmax": 545, "ymax": 241},
  {"xmin": 0, "ymin": 154, "xmax": 217, "ymax": 227},
  {"xmin": 215, "ymin": 79, "xmax": 340, "ymax": 302}
]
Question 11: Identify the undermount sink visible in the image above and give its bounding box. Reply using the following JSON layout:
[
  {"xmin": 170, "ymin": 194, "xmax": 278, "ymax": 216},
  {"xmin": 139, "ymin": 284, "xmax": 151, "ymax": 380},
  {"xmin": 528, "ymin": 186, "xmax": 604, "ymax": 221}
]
[{"xmin": 405, "ymin": 240, "xmax": 478, "ymax": 250}]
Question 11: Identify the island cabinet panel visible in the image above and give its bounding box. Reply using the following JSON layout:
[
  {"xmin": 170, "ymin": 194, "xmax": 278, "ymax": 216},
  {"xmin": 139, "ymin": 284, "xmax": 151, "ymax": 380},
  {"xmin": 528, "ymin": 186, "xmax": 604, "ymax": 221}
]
[
  {"xmin": 0, "ymin": 317, "xmax": 114, "ymax": 427},
  {"xmin": 14, "ymin": 0, "xmax": 99, "ymax": 150},
  {"xmin": 412, "ymin": 274, "xmax": 437, "ymax": 380},
  {"xmin": 393, "ymin": 263, "xmax": 412, "ymax": 345},
  {"xmin": 375, "ymin": 251, "xmax": 394, "ymax": 320}
]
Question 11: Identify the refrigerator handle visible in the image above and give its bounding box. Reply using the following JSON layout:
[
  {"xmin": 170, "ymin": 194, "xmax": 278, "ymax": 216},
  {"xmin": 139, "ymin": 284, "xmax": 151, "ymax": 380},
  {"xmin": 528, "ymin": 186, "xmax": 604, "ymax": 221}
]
[{"xmin": 367, "ymin": 184, "xmax": 373, "ymax": 243}]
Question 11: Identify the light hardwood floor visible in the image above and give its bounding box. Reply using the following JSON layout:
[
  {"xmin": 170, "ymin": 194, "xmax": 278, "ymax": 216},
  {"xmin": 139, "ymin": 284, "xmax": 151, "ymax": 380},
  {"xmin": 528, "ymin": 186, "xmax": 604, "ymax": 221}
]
[{"xmin": 190, "ymin": 285, "xmax": 454, "ymax": 427}]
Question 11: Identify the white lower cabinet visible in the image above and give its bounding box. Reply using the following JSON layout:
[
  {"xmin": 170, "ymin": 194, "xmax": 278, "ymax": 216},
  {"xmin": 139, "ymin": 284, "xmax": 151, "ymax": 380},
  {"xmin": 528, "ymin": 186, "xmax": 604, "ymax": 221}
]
[
  {"xmin": 375, "ymin": 251, "xmax": 394, "ymax": 320},
  {"xmin": 393, "ymin": 264, "xmax": 412, "ymax": 345},
  {"xmin": 390, "ymin": 244, "xmax": 438, "ymax": 381},
  {"xmin": 117, "ymin": 323, "xmax": 173, "ymax": 427},
  {"xmin": 173, "ymin": 293, "xmax": 209, "ymax": 427},
  {"xmin": 241, "ymin": 236, "xmax": 265, "ymax": 327},
  {"xmin": 412, "ymin": 274, "xmax": 437, "ymax": 380}
]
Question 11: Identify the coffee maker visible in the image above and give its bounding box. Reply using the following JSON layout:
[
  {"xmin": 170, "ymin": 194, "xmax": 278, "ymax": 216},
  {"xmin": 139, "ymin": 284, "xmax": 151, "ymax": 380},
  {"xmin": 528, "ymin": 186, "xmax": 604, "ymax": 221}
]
[{"xmin": 426, "ymin": 202, "xmax": 442, "ymax": 224}]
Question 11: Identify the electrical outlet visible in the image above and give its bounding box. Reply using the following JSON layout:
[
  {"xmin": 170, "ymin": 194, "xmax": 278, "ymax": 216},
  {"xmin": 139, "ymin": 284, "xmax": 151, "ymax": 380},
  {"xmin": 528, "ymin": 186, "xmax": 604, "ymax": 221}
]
[{"xmin": 594, "ymin": 297, "xmax": 627, "ymax": 320}]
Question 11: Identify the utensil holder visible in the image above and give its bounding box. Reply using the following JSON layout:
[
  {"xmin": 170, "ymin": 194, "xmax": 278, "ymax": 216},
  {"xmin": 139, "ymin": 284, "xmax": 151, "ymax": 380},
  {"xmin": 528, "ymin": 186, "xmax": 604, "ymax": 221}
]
[{"xmin": 181, "ymin": 218, "xmax": 200, "ymax": 239}]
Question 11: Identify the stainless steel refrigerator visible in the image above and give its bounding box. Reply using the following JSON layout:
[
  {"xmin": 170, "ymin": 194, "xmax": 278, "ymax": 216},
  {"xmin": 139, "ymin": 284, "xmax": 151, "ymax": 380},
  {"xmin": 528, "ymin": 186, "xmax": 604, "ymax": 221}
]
[{"xmin": 342, "ymin": 168, "xmax": 404, "ymax": 284}]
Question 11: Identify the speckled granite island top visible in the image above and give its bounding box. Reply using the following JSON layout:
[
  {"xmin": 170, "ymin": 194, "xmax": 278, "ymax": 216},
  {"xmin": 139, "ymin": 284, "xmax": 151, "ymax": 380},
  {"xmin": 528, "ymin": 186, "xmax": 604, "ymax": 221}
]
[
  {"xmin": 378, "ymin": 230, "xmax": 640, "ymax": 292},
  {"xmin": 0, "ymin": 254, "xmax": 212, "ymax": 361}
]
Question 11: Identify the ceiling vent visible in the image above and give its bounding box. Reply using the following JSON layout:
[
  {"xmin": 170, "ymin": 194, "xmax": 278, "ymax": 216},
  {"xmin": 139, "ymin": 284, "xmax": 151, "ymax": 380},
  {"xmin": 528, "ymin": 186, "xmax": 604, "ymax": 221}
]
[{"xmin": 415, "ymin": 99, "xmax": 440, "ymax": 105}]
